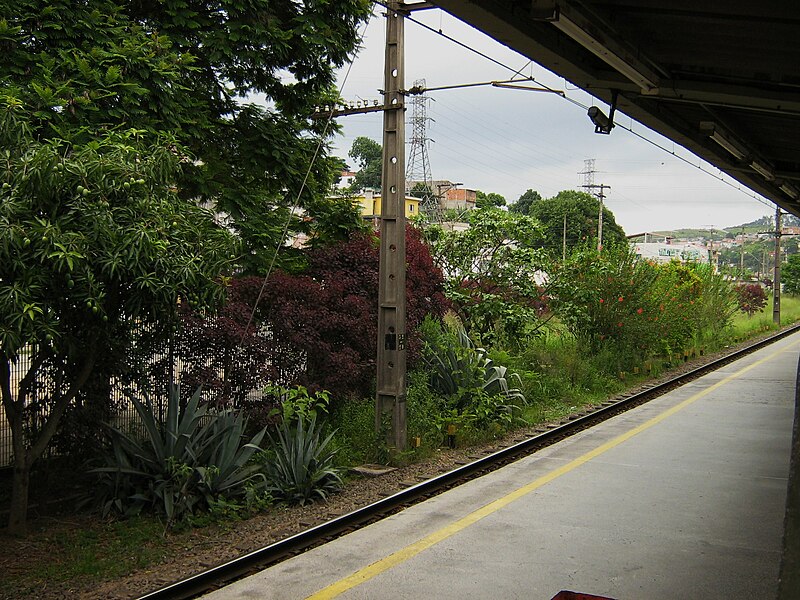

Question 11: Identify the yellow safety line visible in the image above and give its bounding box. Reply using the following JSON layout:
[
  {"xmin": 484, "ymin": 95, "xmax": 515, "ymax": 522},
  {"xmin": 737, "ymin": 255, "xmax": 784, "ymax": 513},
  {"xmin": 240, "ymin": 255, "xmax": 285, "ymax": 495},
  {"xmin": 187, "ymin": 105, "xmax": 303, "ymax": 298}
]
[{"xmin": 307, "ymin": 338, "xmax": 800, "ymax": 599}]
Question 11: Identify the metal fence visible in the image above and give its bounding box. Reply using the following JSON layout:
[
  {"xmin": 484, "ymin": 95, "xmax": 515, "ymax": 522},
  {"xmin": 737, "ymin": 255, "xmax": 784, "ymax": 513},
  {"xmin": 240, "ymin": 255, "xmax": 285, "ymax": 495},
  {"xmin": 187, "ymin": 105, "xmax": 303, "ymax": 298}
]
[{"xmin": 0, "ymin": 322, "xmax": 282, "ymax": 468}]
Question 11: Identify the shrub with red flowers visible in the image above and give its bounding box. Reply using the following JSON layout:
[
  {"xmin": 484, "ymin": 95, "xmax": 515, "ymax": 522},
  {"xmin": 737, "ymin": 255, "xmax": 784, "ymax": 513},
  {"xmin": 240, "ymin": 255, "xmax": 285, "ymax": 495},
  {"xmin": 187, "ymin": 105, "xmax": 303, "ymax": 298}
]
[
  {"xmin": 551, "ymin": 243, "xmax": 662, "ymax": 356},
  {"xmin": 735, "ymin": 283, "xmax": 768, "ymax": 316},
  {"xmin": 552, "ymin": 245, "xmax": 737, "ymax": 361},
  {"xmin": 173, "ymin": 226, "xmax": 449, "ymax": 405}
]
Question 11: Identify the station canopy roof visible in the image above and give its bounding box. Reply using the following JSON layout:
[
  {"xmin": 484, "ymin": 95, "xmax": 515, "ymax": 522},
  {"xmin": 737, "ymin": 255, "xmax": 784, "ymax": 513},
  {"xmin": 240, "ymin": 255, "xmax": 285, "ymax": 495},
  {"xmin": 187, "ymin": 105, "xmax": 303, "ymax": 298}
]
[{"xmin": 428, "ymin": 1, "xmax": 800, "ymax": 217}]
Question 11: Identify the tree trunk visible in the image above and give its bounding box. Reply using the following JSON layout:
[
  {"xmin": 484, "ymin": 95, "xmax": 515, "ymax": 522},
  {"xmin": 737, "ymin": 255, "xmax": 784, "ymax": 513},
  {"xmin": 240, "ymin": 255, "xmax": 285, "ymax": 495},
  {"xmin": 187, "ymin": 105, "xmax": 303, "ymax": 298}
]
[
  {"xmin": 8, "ymin": 457, "xmax": 31, "ymax": 536},
  {"xmin": 3, "ymin": 345, "xmax": 97, "ymax": 535}
]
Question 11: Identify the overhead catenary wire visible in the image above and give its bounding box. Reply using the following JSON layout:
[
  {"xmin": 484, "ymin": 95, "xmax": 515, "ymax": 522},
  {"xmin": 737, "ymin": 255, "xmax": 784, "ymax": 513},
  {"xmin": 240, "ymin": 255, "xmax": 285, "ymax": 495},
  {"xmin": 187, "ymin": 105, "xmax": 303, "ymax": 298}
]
[
  {"xmin": 238, "ymin": 16, "xmax": 372, "ymax": 346},
  {"xmin": 383, "ymin": 0, "xmax": 774, "ymax": 210}
]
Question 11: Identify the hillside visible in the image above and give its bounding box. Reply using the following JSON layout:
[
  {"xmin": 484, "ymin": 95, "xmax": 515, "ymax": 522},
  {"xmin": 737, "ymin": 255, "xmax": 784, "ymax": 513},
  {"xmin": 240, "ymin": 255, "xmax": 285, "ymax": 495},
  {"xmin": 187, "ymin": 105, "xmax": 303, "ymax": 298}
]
[{"xmin": 637, "ymin": 213, "xmax": 800, "ymax": 241}]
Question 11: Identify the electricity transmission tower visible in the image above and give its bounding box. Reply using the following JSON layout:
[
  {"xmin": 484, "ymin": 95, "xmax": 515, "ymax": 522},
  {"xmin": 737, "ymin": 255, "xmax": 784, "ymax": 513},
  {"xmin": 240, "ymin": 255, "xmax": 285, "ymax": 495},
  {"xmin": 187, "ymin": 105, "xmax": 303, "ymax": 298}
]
[
  {"xmin": 579, "ymin": 158, "xmax": 596, "ymax": 190},
  {"xmin": 405, "ymin": 79, "xmax": 439, "ymax": 221}
]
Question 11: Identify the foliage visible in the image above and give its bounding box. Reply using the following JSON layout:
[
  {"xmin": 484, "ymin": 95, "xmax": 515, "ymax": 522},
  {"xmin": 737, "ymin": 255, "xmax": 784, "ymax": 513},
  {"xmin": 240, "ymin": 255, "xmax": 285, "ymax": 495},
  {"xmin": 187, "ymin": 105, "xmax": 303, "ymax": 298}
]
[
  {"xmin": 736, "ymin": 284, "xmax": 769, "ymax": 316},
  {"xmin": 348, "ymin": 136, "xmax": 382, "ymax": 192},
  {"xmin": 304, "ymin": 193, "xmax": 369, "ymax": 250},
  {"xmin": 783, "ymin": 254, "xmax": 800, "ymax": 295},
  {"xmin": 509, "ymin": 189, "xmax": 542, "ymax": 215},
  {"xmin": 167, "ymin": 278, "xmax": 273, "ymax": 408},
  {"xmin": 262, "ymin": 414, "xmax": 343, "ymax": 505},
  {"xmin": 327, "ymin": 397, "xmax": 381, "ymax": 466},
  {"xmin": 255, "ymin": 227, "xmax": 449, "ymax": 399},
  {"xmin": 5, "ymin": 0, "xmax": 373, "ymax": 276},
  {"xmin": 0, "ymin": 102, "xmax": 236, "ymax": 533},
  {"xmin": 552, "ymin": 244, "xmax": 736, "ymax": 361},
  {"xmin": 264, "ymin": 385, "xmax": 331, "ymax": 424},
  {"xmin": 420, "ymin": 317, "xmax": 525, "ymax": 423},
  {"xmin": 92, "ymin": 387, "xmax": 268, "ymax": 527},
  {"xmin": 528, "ymin": 190, "xmax": 627, "ymax": 257},
  {"xmin": 552, "ymin": 244, "xmax": 670, "ymax": 357},
  {"xmin": 475, "ymin": 190, "xmax": 506, "ymax": 208},
  {"xmin": 425, "ymin": 207, "xmax": 549, "ymax": 344}
]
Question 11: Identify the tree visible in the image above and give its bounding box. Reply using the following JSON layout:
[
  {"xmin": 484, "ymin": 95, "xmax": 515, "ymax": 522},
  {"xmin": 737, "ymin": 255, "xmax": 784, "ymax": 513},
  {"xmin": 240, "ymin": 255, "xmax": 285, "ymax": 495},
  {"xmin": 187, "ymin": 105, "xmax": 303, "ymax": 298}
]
[
  {"xmin": 181, "ymin": 227, "xmax": 449, "ymax": 402},
  {"xmin": 735, "ymin": 284, "xmax": 768, "ymax": 316},
  {"xmin": 0, "ymin": 104, "xmax": 236, "ymax": 534},
  {"xmin": 1, "ymin": 0, "xmax": 370, "ymax": 533},
  {"xmin": 4, "ymin": 0, "xmax": 373, "ymax": 275},
  {"xmin": 348, "ymin": 137, "xmax": 383, "ymax": 192},
  {"xmin": 426, "ymin": 207, "xmax": 549, "ymax": 344},
  {"xmin": 527, "ymin": 190, "xmax": 627, "ymax": 257},
  {"xmin": 509, "ymin": 189, "xmax": 542, "ymax": 215},
  {"xmin": 476, "ymin": 190, "xmax": 506, "ymax": 208},
  {"xmin": 783, "ymin": 254, "xmax": 800, "ymax": 295}
]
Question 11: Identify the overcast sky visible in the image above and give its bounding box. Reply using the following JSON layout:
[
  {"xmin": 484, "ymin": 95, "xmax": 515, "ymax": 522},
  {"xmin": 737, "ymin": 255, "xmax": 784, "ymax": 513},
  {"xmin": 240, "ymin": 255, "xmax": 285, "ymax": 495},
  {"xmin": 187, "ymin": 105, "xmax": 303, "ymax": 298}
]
[{"xmin": 328, "ymin": 7, "xmax": 775, "ymax": 235}]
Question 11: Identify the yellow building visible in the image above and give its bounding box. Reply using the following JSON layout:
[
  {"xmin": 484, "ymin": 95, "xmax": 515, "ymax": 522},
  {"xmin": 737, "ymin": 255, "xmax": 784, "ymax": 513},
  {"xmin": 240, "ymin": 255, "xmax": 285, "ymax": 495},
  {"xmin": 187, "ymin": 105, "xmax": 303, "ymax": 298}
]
[{"xmin": 354, "ymin": 191, "xmax": 420, "ymax": 219}]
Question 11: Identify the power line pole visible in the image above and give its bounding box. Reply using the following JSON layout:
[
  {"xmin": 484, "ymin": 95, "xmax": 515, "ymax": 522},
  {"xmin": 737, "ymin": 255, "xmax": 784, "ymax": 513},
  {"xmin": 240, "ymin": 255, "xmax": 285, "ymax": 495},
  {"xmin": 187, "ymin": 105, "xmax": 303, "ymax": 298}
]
[
  {"xmin": 376, "ymin": 1, "xmax": 408, "ymax": 453},
  {"xmin": 583, "ymin": 183, "xmax": 611, "ymax": 251},
  {"xmin": 774, "ymin": 206, "xmax": 783, "ymax": 326},
  {"xmin": 739, "ymin": 227, "xmax": 745, "ymax": 275},
  {"xmin": 579, "ymin": 159, "xmax": 610, "ymax": 251}
]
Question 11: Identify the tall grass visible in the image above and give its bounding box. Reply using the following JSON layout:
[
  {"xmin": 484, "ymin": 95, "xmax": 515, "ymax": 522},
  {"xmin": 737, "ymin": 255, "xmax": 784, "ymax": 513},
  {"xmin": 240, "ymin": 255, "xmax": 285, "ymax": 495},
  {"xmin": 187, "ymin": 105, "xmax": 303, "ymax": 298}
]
[{"xmin": 730, "ymin": 293, "xmax": 800, "ymax": 338}]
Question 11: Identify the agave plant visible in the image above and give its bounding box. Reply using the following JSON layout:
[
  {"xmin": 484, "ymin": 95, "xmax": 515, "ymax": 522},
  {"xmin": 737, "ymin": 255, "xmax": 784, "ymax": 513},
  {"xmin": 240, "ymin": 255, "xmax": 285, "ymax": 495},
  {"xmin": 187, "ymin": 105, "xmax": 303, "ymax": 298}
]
[
  {"xmin": 263, "ymin": 414, "xmax": 343, "ymax": 505},
  {"xmin": 92, "ymin": 385, "xmax": 267, "ymax": 525},
  {"xmin": 424, "ymin": 323, "xmax": 525, "ymax": 410}
]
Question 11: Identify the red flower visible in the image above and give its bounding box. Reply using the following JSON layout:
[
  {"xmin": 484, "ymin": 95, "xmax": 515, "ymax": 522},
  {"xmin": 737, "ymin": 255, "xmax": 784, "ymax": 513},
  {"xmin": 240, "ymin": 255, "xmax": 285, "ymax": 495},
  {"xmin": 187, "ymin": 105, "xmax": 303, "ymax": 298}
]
[
  {"xmin": 618, "ymin": 296, "xmax": 624, "ymax": 302},
  {"xmin": 599, "ymin": 298, "xmax": 604, "ymax": 304},
  {"xmin": 617, "ymin": 321, "xmax": 623, "ymax": 327},
  {"xmin": 636, "ymin": 308, "xmax": 643, "ymax": 314}
]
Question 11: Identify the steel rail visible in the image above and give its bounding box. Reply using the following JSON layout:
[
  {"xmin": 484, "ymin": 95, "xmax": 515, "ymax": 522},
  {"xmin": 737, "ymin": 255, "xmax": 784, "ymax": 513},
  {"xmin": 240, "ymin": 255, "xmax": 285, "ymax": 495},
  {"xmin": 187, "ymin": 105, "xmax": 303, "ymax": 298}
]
[{"xmin": 139, "ymin": 324, "xmax": 800, "ymax": 600}]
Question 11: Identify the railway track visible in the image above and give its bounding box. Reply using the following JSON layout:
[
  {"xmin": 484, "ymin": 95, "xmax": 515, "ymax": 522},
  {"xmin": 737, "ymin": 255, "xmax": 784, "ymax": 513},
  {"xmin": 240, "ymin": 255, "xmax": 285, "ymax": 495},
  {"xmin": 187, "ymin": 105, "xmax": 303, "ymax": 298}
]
[{"xmin": 139, "ymin": 324, "xmax": 800, "ymax": 600}]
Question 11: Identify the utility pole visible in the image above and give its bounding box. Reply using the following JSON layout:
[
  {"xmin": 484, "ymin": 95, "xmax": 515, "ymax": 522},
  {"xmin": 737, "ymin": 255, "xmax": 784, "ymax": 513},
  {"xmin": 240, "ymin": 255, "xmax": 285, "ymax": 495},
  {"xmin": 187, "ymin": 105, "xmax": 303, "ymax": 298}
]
[
  {"xmin": 739, "ymin": 227, "xmax": 745, "ymax": 275},
  {"xmin": 579, "ymin": 159, "xmax": 610, "ymax": 251},
  {"xmin": 583, "ymin": 183, "xmax": 611, "ymax": 251},
  {"xmin": 774, "ymin": 206, "xmax": 783, "ymax": 326},
  {"xmin": 376, "ymin": 1, "xmax": 408, "ymax": 452}
]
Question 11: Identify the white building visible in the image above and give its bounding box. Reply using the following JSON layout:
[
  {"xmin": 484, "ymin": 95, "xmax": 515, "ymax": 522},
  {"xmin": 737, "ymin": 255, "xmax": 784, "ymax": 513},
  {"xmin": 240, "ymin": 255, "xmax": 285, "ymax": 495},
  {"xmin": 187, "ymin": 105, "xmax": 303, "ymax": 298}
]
[{"xmin": 633, "ymin": 242, "xmax": 709, "ymax": 264}]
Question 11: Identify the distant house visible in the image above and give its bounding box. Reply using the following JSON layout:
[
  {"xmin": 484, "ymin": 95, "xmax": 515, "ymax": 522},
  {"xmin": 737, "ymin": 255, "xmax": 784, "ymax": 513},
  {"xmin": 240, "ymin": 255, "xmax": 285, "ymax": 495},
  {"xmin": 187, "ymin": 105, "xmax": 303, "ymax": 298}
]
[
  {"xmin": 348, "ymin": 190, "xmax": 421, "ymax": 223},
  {"xmin": 408, "ymin": 180, "xmax": 478, "ymax": 211},
  {"xmin": 337, "ymin": 170, "xmax": 357, "ymax": 190}
]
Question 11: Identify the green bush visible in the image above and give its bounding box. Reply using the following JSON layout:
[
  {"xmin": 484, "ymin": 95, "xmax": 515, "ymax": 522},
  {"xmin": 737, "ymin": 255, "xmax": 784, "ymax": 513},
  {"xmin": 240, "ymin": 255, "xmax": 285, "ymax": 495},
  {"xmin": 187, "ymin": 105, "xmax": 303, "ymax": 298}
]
[
  {"xmin": 263, "ymin": 414, "xmax": 343, "ymax": 505},
  {"xmin": 92, "ymin": 386, "xmax": 269, "ymax": 526},
  {"xmin": 264, "ymin": 384, "xmax": 331, "ymax": 424},
  {"xmin": 328, "ymin": 397, "xmax": 381, "ymax": 466},
  {"xmin": 419, "ymin": 317, "xmax": 525, "ymax": 438},
  {"xmin": 552, "ymin": 244, "xmax": 736, "ymax": 360}
]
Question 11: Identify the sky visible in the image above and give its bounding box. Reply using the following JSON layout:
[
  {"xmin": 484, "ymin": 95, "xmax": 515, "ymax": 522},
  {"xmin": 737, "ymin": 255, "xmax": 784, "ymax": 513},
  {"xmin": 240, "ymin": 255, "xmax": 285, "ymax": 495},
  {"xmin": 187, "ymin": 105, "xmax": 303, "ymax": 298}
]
[{"xmin": 327, "ymin": 7, "xmax": 775, "ymax": 235}]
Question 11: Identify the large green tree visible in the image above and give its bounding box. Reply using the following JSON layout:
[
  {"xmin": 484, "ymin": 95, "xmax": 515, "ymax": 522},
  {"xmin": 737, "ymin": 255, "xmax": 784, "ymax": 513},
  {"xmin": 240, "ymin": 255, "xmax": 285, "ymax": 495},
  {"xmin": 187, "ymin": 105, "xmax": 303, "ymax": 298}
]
[
  {"xmin": 426, "ymin": 207, "xmax": 549, "ymax": 344},
  {"xmin": 3, "ymin": 0, "xmax": 372, "ymax": 274},
  {"xmin": 0, "ymin": 103, "xmax": 236, "ymax": 534},
  {"xmin": 476, "ymin": 190, "xmax": 506, "ymax": 208},
  {"xmin": 348, "ymin": 136, "xmax": 383, "ymax": 191},
  {"xmin": 509, "ymin": 189, "xmax": 542, "ymax": 215},
  {"xmin": 527, "ymin": 190, "xmax": 627, "ymax": 257},
  {"xmin": 0, "ymin": 0, "xmax": 371, "ymax": 533}
]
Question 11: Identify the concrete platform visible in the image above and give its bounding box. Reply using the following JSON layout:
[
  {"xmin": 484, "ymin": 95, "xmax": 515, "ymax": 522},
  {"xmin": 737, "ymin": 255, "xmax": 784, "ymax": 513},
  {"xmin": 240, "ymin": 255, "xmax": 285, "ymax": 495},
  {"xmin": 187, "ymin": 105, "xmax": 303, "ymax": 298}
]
[{"xmin": 206, "ymin": 332, "xmax": 800, "ymax": 600}]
